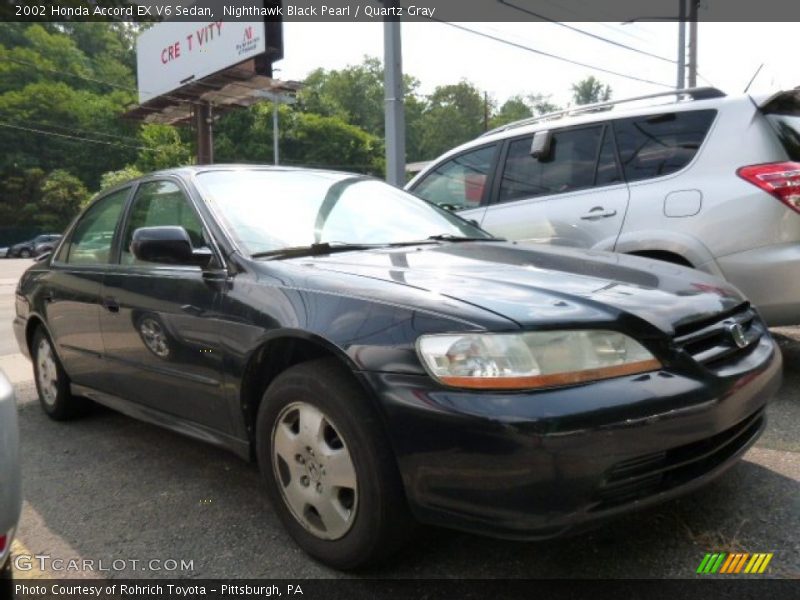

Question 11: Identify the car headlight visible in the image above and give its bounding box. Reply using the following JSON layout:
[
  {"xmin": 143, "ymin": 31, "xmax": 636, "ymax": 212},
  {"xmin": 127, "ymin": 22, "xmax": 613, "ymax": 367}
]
[{"xmin": 416, "ymin": 330, "xmax": 661, "ymax": 390}]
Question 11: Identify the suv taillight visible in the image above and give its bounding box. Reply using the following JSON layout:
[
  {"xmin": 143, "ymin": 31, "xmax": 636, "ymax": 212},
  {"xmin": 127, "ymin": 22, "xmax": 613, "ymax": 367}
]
[{"xmin": 737, "ymin": 162, "xmax": 800, "ymax": 213}]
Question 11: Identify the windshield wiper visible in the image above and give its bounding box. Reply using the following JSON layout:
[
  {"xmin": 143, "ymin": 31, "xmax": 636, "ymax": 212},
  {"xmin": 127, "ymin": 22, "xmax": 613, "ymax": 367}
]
[
  {"xmin": 426, "ymin": 234, "xmax": 505, "ymax": 242},
  {"xmin": 251, "ymin": 242, "xmax": 385, "ymax": 260},
  {"xmin": 388, "ymin": 234, "xmax": 506, "ymax": 246}
]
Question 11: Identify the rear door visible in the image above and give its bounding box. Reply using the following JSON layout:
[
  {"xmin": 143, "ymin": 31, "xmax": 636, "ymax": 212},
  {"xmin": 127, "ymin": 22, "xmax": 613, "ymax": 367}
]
[
  {"xmin": 480, "ymin": 124, "xmax": 629, "ymax": 249},
  {"xmin": 45, "ymin": 187, "xmax": 131, "ymax": 388},
  {"xmin": 99, "ymin": 178, "xmax": 231, "ymax": 431}
]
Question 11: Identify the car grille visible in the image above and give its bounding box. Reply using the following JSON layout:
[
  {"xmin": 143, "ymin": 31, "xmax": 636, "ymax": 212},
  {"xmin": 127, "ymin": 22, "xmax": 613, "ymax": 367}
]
[
  {"xmin": 592, "ymin": 409, "xmax": 764, "ymax": 511},
  {"xmin": 673, "ymin": 304, "xmax": 763, "ymax": 368}
]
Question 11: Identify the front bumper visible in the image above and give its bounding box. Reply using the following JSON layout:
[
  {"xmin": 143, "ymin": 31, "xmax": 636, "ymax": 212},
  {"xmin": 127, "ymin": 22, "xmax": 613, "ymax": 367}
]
[{"xmin": 361, "ymin": 334, "xmax": 781, "ymax": 539}]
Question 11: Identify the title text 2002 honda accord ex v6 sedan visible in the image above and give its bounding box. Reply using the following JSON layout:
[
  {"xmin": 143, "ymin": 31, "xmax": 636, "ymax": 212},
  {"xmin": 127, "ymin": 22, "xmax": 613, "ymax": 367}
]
[{"xmin": 14, "ymin": 166, "xmax": 781, "ymax": 569}]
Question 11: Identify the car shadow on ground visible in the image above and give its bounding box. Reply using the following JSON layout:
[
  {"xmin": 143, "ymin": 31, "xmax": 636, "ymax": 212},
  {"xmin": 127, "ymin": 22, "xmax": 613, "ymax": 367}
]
[{"xmin": 13, "ymin": 389, "xmax": 800, "ymax": 579}]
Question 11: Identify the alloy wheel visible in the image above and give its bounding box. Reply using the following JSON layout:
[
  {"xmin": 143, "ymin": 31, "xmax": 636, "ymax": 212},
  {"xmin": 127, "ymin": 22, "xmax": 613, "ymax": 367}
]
[{"xmin": 271, "ymin": 401, "xmax": 358, "ymax": 540}]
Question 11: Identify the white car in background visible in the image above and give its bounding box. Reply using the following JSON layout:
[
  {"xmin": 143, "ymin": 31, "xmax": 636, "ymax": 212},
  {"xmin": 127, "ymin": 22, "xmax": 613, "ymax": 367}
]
[
  {"xmin": 408, "ymin": 87, "xmax": 800, "ymax": 326},
  {"xmin": 0, "ymin": 371, "xmax": 21, "ymax": 576}
]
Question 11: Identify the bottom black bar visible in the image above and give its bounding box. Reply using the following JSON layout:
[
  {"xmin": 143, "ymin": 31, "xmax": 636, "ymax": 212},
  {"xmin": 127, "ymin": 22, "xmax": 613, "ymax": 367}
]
[{"xmin": 4, "ymin": 579, "xmax": 799, "ymax": 600}]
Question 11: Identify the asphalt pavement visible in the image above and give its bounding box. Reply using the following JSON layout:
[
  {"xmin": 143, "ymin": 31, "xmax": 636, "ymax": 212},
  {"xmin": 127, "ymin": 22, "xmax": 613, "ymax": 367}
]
[{"xmin": 0, "ymin": 257, "xmax": 798, "ymax": 579}]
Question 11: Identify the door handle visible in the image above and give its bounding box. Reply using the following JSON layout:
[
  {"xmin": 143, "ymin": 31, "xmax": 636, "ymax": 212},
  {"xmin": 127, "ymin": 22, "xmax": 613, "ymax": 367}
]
[
  {"xmin": 580, "ymin": 207, "xmax": 618, "ymax": 220},
  {"xmin": 102, "ymin": 296, "xmax": 120, "ymax": 313}
]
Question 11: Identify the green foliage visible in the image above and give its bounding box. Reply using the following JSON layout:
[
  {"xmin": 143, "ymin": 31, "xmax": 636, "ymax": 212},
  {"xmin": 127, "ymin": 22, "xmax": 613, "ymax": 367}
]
[
  {"xmin": 215, "ymin": 104, "xmax": 382, "ymax": 174},
  {"xmin": 489, "ymin": 93, "xmax": 563, "ymax": 129},
  {"xmin": 419, "ymin": 81, "xmax": 487, "ymax": 159},
  {"xmin": 38, "ymin": 170, "xmax": 88, "ymax": 230},
  {"xmin": 99, "ymin": 166, "xmax": 143, "ymax": 192},
  {"xmin": 571, "ymin": 76, "xmax": 612, "ymax": 105},
  {"xmin": 135, "ymin": 125, "xmax": 191, "ymax": 172},
  {"xmin": 281, "ymin": 111, "xmax": 383, "ymax": 174}
]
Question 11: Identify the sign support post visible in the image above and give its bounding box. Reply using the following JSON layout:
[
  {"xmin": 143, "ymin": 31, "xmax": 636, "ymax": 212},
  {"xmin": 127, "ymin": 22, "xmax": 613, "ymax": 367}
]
[{"xmin": 195, "ymin": 102, "xmax": 213, "ymax": 165}]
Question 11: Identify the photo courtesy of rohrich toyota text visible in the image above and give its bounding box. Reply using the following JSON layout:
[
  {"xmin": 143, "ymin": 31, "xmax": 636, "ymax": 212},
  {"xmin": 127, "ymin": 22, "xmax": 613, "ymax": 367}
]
[{"xmin": 0, "ymin": 0, "xmax": 799, "ymax": 599}]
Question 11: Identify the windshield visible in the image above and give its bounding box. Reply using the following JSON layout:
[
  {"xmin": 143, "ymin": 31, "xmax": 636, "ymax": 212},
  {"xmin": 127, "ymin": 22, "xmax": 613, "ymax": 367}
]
[{"xmin": 194, "ymin": 169, "xmax": 491, "ymax": 256}]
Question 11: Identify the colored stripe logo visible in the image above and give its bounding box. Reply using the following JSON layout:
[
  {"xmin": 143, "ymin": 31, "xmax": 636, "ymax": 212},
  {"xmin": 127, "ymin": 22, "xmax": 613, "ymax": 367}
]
[{"xmin": 696, "ymin": 552, "xmax": 773, "ymax": 574}]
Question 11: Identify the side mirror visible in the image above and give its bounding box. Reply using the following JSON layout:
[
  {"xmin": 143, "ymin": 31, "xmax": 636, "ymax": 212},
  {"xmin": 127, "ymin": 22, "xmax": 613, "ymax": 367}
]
[
  {"xmin": 530, "ymin": 130, "xmax": 553, "ymax": 161},
  {"xmin": 131, "ymin": 226, "xmax": 211, "ymax": 267}
]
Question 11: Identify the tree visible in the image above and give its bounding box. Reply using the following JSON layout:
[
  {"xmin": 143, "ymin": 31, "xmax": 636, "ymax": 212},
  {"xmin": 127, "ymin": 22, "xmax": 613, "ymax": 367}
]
[
  {"xmin": 490, "ymin": 96, "xmax": 533, "ymax": 129},
  {"xmin": 135, "ymin": 124, "xmax": 191, "ymax": 172},
  {"xmin": 37, "ymin": 170, "xmax": 88, "ymax": 230},
  {"xmin": 99, "ymin": 165, "xmax": 142, "ymax": 192},
  {"xmin": 571, "ymin": 76, "xmax": 612, "ymax": 105},
  {"xmin": 295, "ymin": 56, "xmax": 427, "ymax": 161},
  {"xmin": 419, "ymin": 81, "xmax": 486, "ymax": 159}
]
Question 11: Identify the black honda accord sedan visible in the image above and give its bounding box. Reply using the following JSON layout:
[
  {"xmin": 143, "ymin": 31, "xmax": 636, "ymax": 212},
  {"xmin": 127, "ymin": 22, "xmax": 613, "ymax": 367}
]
[{"xmin": 14, "ymin": 166, "xmax": 781, "ymax": 569}]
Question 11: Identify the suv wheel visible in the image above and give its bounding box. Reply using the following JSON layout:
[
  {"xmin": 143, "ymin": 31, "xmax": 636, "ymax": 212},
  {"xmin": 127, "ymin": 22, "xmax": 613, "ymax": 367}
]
[{"xmin": 256, "ymin": 358, "xmax": 415, "ymax": 569}]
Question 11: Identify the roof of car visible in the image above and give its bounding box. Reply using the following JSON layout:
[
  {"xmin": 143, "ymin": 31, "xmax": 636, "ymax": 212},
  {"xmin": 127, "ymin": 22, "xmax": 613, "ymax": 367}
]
[{"xmin": 144, "ymin": 165, "xmax": 360, "ymax": 179}]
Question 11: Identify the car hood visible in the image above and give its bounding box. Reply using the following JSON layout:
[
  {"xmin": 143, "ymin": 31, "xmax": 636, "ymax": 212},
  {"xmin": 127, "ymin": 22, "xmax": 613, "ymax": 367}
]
[{"xmin": 297, "ymin": 242, "xmax": 746, "ymax": 335}]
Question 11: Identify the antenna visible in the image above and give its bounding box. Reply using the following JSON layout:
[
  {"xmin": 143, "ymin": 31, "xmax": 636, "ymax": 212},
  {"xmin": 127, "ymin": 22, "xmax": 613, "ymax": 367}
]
[{"xmin": 743, "ymin": 64, "xmax": 765, "ymax": 94}]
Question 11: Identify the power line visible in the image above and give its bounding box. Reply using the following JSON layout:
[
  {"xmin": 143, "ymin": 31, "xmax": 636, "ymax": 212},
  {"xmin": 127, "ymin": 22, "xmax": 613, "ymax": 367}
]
[
  {"xmin": 433, "ymin": 21, "xmax": 674, "ymax": 89},
  {"xmin": 0, "ymin": 112, "xmax": 144, "ymax": 146},
  {"xmin": 0, "ymin": 121, "xmax": 150, "ymax": 152},
  {"xmin": 499, "ymin": 0, "xmax": 677, "ymax": 64}
]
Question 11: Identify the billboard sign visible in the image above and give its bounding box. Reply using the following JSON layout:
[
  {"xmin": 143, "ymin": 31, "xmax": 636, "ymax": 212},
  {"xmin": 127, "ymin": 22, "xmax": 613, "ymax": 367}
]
[{"xmin": 136, "ymin": 18, "xmax": 266, "ymax": 103}]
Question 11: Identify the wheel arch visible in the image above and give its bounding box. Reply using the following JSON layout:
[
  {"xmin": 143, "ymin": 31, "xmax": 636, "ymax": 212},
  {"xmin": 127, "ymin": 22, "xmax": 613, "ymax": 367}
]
[
  {"xmin": 24, "ymin": 313, "xmax": 49, "ymax": 354},
  {"xmin": 239, "ymin": 331, "xmax": 378, "ymax": 454},
  {"xmin": 613, "ymin": 230, "xmax": 724, "ymax": 277}
]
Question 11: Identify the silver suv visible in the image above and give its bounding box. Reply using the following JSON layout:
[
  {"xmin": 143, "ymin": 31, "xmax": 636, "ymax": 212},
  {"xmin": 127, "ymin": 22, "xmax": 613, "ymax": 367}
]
[{"xmin": 407, "ymin": 87, "xmax": 800, "ymax": 326}]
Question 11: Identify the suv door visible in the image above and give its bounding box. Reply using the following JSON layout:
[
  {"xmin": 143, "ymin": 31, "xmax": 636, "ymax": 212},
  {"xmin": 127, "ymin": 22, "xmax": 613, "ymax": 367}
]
[
  {"xmin": 46, "ymin": 187, "xmax": 131, "ymax": 388},
  {"xmin": 409, "ymin": 143, "xmax": 499, "ymax": 224},
  {"xmin": 480, "ymin": 125, "xmax": 630, "ymax": 250},
  {"xmin": 99, "ymin": 178, "xmax": 231, "ymax": 431}
]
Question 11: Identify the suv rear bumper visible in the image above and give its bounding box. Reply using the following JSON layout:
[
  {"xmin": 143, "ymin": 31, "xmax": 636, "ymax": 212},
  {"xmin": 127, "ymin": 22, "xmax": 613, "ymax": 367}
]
[{"xmin": 717, "ymin": 242, "xmax": 800, "ymax": 326}]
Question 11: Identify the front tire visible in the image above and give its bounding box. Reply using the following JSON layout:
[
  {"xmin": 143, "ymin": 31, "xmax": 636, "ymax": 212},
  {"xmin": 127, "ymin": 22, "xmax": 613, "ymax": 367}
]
[
  {"xmin": 31, "ymin": 328, "xmax": 89, "ymax": 420},
  {"xmin": 19, "ymin": 249, "xmax": 30, "ymax": 259},
  {"xmin": 256, "ymin": 358, "xmax": 415, "ymax": 570}
]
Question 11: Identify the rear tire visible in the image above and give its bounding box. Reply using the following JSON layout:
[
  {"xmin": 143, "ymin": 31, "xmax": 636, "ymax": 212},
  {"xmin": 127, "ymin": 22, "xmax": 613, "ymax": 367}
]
[
  {"xmin": 31, "ymin": 328, "xmax": 90, "ymax": 420},
  {"xmin": 256, "ymin": 358, "xmax": 416, "ymax": 570}
]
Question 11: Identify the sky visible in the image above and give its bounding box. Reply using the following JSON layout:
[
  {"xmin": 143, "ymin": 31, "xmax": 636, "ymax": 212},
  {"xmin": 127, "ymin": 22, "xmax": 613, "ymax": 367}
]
[{"xmin": 275, "ymin": 21, "xmax": 797, "ymax": 108}]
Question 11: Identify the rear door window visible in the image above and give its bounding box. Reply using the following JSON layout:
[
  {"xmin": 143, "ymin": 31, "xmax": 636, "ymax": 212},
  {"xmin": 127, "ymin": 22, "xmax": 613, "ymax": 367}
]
[
  {"xmin": 60, "ymin": 187, "xmax": 129, "ymax": 265},
  {"xmin": 613, "ymin": 109, "xmax": 716, "ymax": 182}
]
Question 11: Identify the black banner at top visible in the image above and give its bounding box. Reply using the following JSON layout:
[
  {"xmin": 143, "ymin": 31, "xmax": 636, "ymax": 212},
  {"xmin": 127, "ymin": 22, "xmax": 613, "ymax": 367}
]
[{"xmin": 2, "ymin": 0, "xmax": 800, "ymax": 22}]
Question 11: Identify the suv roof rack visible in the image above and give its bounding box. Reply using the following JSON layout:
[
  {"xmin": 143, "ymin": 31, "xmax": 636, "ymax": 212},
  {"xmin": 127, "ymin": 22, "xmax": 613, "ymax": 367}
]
[{"xmin": 481, "ymin": 86, "xmax": 726, "ymax": 137}]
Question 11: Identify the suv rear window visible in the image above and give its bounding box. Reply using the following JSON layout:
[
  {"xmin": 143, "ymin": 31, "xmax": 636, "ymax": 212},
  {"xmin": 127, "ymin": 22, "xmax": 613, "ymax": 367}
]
[{"xmin": 613, "ymin": 109, "xmax": 716, "ymax": 182}]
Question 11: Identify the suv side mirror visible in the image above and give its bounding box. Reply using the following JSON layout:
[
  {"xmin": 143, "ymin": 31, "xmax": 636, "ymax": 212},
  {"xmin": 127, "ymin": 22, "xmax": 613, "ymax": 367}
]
[
  {"xmin": 530, "ymin": 130, "xmax": 553, "ymax": 161},
  {"xmin": 131, "ymin": 226, "xmax": 211, "ymax": 267}
]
